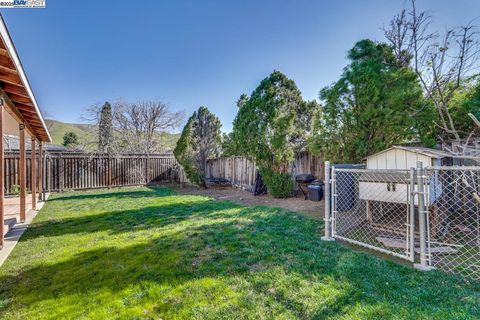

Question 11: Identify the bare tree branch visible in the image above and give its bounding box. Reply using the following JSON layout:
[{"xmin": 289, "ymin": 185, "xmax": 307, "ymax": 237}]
[
  {"xmin": 384, "ymin": 0, "xmax": 480, "ymax": 155},
  {"xmin": 81, "ymin": 99, "xmax": 185, "ymax": 154},
  {"xmin": 114, "ymin": 100, "xmax": 185, "ymax": 153}
]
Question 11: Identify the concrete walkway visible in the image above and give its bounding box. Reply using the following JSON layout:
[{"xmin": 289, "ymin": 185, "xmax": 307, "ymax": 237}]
[
  {"xmin": 0, "ymin": 195, "xmax": 49, "ymax": 266},
  {"xmin": 3, "ymin": 196, "xmax": 34, "ymax": 237}
]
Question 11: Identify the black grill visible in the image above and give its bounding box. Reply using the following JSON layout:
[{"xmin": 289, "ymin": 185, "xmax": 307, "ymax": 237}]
[
  {"xmin": 295, "ymin": 174, "xmax": 315, "ymax": 184},
  {"xmin": 295, "ymin": 174, "xmax": 316, "ymax": 199}
]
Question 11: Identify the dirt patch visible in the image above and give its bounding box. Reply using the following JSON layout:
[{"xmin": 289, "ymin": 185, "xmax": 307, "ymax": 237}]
[{"xmin": 157, "ymin": 183, "xmax": 325, "ymax": 220}]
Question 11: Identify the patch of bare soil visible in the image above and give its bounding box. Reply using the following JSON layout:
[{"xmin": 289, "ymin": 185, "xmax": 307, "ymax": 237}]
[{"xmin": 157, "ymin": 183, "xmax": 325, "ymax": 220}]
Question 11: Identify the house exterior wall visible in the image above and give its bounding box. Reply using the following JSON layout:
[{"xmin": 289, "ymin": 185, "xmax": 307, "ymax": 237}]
[{"xmin": 3, "ymin": 111, "xmax": 19, "ymax": 136}]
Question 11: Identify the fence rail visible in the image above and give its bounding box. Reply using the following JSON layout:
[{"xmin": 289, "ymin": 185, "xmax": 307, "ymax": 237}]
[{"xmin": 4, "ymin": 152, "xmax": 185, "ymax": 195}]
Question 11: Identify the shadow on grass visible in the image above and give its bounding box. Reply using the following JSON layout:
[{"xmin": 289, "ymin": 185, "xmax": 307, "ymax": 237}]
[
  {"xmin": 46, "ymin": 186, "xmax": 175, "ymax": 203},
  {"xmin": 1, "ymin": 188, "xmax": 479, "ymax": 319},
  {"xmin": 21, "ymin": 199, "xmax": 223, "ymax": 240}
]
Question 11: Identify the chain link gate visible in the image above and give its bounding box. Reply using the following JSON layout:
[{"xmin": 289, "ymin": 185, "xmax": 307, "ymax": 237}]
[
  {"xmin": 323, "ymin": 161, "xmax": 480, "ymax": 280},
  {"xmin": 329, "ymin": 166, "xmax": 415, "ymax": 261}
]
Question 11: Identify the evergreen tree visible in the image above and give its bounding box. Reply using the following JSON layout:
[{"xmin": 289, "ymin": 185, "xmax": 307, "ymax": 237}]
[
  {"xmin": 230, "ymin": 70, "xmax": 315, "ymax": 197},
  {"xmin": 236, "ymin": 93, "xmax": 249, "ymax": 109},
  {"xmin": 309, "ymin": 39, "xmax": 435, "ymax": 163},
  {"xmin": 174, "ymin": 106, "xmax": 222, "ymax": 186},
  {"xmin": 98, "ymin": 102, "xmax": 113, "ymax": 153},
  {"xmin": 62, "ymin": 131, "xmax": 79, "ymax": 148}
]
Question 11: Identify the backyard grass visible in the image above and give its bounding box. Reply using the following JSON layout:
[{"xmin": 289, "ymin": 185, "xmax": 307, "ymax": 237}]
[{"xmin": 0, "ymin": 187, "xmax": 479, "ymax": 319}]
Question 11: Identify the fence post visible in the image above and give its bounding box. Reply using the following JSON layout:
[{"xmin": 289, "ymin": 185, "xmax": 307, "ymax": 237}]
[
  {"xmin": 414, "ymin": 161, "xmax": 433, "ymax": 271},
  {"xmin": 408, "ymin": 167, "xmax": 415, "ymax": 262},
  {"xmin": 108, "ymin": 156, "xmax": 112, "ymax": 188},
  {"xmin": 321, "ymin": 161, "xmax": 334, "ymax": 241},
  {"xmin": 47, "ymin": 155, "xmax": 51, "ymax": 194},
  {"xmin": 144, "ymin": 155, "xmax": 149, "ymax": 184},
  {"xmin": 59, "ymin": 155, "xmax": 64, "ymax": 192}
]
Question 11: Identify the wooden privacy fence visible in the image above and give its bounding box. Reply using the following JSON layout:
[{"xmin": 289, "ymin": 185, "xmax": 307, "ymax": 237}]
[
  {"xmin": 205, "ymin": 151, "xmax": 324, "ymax": 191},
  {"xmin": 4, "ymin": 152, "xmax": 185, "ymax": 195},
  {"xmin": 206, "ymin": 157, "xmax": 257, "ymax": 190}
]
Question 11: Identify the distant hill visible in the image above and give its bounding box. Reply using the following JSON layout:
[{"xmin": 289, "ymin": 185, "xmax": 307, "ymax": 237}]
[
  {"xmin": 45, "ymin": 119, "xmax": 180, "ymax": 152},
  {"xmin": 45, "ymin": 119, "xmax": 93, "ymax": 146}
]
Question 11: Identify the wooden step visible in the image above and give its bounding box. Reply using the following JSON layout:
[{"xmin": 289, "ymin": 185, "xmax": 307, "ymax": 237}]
[{"xmin": 3, "ymin": 215, "xmax": 18, "ymax": 236}]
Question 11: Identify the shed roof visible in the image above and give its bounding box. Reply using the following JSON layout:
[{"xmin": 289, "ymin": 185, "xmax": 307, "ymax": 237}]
[
  {"xmin": 366, "ymin": 146, "xmax": 453, "ymax": 160},
  {"xmin": 0, "ymin": 14, "xmax": 51, "ymax": 142}
]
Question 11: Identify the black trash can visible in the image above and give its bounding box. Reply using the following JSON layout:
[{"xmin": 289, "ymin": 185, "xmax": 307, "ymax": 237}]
[{"xmin": 308, "ymin": 184, "xmax": 323, "ymax": 201}]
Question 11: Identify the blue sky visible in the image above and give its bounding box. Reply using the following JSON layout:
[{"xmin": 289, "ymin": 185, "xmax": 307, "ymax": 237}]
[{"xmin": 2, "ymin": 0, "xmax": 479, "ymax": 132}]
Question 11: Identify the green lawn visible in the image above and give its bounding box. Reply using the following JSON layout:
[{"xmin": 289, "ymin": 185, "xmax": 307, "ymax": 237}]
[{"xmin": 0, "ymin": 187, "xmax": 479, "ymax": 319}]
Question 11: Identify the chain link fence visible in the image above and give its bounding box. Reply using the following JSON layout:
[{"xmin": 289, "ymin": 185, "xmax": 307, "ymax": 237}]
[
  {"xmin": 425, "ymin": 167, "xmax": 480, "ymax": 280},
  {"xmin": 331, "ymin": 168, "xmax": 414, "ymax": 261},
  {"xmin": 324, "ymin": 162, "xmax": 480, "ymax": 281}
]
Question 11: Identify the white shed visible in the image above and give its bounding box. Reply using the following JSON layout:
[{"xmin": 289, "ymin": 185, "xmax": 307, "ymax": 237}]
[
  {"xmin": 365, "ymin": 146, "xmax": 453, "ymax": 170},
  {"xmin": 359, "ymin": 146, "xmax": 453, "ymax": 206}
]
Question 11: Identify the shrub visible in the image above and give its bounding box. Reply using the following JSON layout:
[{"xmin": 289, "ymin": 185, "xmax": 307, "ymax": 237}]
[
  {"xmin": 260, "ymin": 169, "xmax": 293, "ymax": 198},
  {"xmin": 10, "ymin": 184, "xmax": 19, "ymax": 196}
]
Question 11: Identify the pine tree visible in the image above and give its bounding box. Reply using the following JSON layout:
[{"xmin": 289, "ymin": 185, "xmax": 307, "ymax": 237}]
[
  {"xmin": 98, "ymin": 102, "xmax": 113, "ymax": 153},
  {"xmin": 174, "ymin": 106, "xmax": 222, "ymax": 186},
  {"xmin": 62, "ymin": 131, "xmax": 79, "ymax": 148},
  {"xmin": 309, "ymin": 39, "xmax": 435, "ymax": 163}
]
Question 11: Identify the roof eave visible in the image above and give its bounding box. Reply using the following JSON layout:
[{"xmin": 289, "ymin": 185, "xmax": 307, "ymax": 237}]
[{"xmin": 0, "ymin": 14, "xmax": 51, "ymax": 142}]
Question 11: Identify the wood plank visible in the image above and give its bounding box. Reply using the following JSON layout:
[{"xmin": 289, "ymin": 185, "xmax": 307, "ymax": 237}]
[
  {"xmin": 14, "ymin": 106, "xmax": 37, "ymax": 116},
  {"xmin": 7, "ymin": 93, "xmax": 32, "ymax": 105},
  {"xmin": 0, "ymin": 55, "xmax": 16, "ymax": 71},
  {"xmin": 59, "ymin": 156, "xmax": 64, "ymax": 192},
  {"xmin": 0, "ymin": 64, "xmax": 17, "ymax": 76},
  {"xmin": 1, "ymin": 83, "xmax": 28, "ymax": 97},
  {"xmin": 0, "ymin": 47, "xmax": 8, "ymax": 57},
  {"xmin": 0, "ymin": 71, "xmax": 22, "ymax": 86}
]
